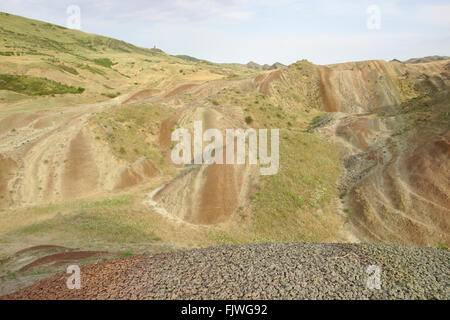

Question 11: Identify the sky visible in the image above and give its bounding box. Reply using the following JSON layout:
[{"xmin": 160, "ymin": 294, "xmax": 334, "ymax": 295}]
[{"xmin": 1, "ymin": 0, "xmax": 449, "ymax": 65}]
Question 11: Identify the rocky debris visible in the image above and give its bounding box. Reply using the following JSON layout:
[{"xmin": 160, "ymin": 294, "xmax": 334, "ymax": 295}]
[{"xmin": 2, "ymin": 243, "xmax": 448, "ymax": 300}]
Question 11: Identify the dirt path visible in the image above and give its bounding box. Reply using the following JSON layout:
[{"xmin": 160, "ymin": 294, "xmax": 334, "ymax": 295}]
[{"xmin": 0, "ymin": 95, "xmax": 131, "ymax": 206}]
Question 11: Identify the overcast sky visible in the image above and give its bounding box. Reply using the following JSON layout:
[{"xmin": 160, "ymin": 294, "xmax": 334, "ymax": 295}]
[{"xmin": 1, "ymin": 0, "xmax": 449, "ymax": 65}]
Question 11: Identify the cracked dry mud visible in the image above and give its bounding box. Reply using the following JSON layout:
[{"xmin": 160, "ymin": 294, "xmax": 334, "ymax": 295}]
[{"xmin": 2, "ymin": 243, "xmax": 449, "ymax": 300}]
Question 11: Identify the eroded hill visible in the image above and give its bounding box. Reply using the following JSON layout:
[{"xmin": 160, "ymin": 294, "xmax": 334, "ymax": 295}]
[{"xmin": 0, "ymin": 12, "xmax": 449, "ymax": 267}]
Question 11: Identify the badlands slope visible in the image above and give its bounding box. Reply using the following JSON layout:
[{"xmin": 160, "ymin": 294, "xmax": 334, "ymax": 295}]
[{"xmin": 0, "ymin": 12, "xmax": 449, "ymax": 296}]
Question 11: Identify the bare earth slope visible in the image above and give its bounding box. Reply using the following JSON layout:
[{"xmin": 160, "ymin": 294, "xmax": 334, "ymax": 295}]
[
  {"xmin": 300, "ymin": 60, "xmax": 450, "ymax": 246},
  {"xmin": 0, "ymin": 13, "xmax": 449, "ymax": 298},
  {"xmin": 258, "ymin": 58, "xmax": 449, "ymax": 246}
]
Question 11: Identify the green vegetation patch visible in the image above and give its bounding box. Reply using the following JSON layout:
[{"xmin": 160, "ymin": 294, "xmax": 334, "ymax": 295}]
[
  {"xmin": 92, "ymin": 58, "xmax": 114, "ymax": 68},
  {"xmin": 49, "ymin": 63, "xmax": 79, "ymax": 75},
  {"xmin": 17, "ymin": 209, "xmax": 159, "ymax": 243},
  {"xmin": 0, "ymin": 74, "xmax": 84, "ymax": 96},
  {"xmin": 101, "ymin": 92, "xmax": 121, "ymax": 99},
  {"xmin": 248, "ymin": 129, "xmax": 342, "ymax": 242},
  {"xmin": 90, "ymin": 104, "xmax": 173, "ymax": 169},
  {"xmin": 78, "ymin": 64, "xmax": 107, "ymax": 76},
  {"xmin": 0, "ymin": 51, "xmax": 15, "ymax": 56},
  {"xmin": 0, "ymin": 195, "xmax": 163, "ymax": 248}
]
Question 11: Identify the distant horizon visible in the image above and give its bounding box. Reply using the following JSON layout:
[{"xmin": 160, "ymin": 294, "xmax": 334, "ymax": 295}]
[
  {"xmin": 1, "ymin": 0, "xmax": 449, "ymax": 66},
  {"xmin": 1, "ymin": 10, "xmax": 447, "ymax": 67}
]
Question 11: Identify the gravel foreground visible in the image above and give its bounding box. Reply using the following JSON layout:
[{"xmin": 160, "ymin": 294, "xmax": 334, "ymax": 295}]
[{"xmin": 1, "ymin": 243, "xmax": 449, "ymax": 300}]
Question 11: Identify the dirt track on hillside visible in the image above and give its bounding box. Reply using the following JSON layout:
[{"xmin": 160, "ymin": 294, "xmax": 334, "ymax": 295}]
[
  {"xmin": 1, "ymin": 58, "xmax": 449, "ymax": 248},
  {"xmin": 2, "ymin": 243, "xmax": 448, "ymax": 300}
]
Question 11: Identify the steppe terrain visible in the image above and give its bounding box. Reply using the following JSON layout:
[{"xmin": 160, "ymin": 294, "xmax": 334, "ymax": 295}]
[{"xmin": 0, "ymin": 12, "xmax": 448, "ymax": 298}]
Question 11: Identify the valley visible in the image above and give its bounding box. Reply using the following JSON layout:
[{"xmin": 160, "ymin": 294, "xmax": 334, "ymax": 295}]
[{"xmin": 0, "ymin": 12, "xmax": 448, "ymax": 298}]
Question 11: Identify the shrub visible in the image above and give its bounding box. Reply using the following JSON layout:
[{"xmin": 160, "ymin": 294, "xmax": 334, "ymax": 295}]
[
  {"xmin": 92, "ymin": 58, "xmax": 114, "ymax": 68},
  {"xmin": 0, "ymin": 74, "xmax": 85, "ymax": 96},
  {"xmin": 52, "ymin": 64, "xmax": 79, "ymax": 75},
  {"xmin": 101, "ymin": 92, "xmax": 120, "ymax": 98}
]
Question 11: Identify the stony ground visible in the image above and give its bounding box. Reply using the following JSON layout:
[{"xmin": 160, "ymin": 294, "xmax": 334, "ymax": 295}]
[{"xmin": 1, "ymin": 243, "xmax": 448, "ymax": 300}]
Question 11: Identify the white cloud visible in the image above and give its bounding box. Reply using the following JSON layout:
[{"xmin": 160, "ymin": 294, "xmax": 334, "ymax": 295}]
[
  {"xmin": 103, "ymin": 0, "xmax": 256, "ymax": 23},
  {"xmin": 0, "ymin": 0, "xmax": 448, "ymax": 65}
]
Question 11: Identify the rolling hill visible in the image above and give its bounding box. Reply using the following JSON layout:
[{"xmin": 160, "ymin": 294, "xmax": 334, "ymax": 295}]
[{"xmin": 0, "ymin": 12, "xmax": 449, "ymax": 297}]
